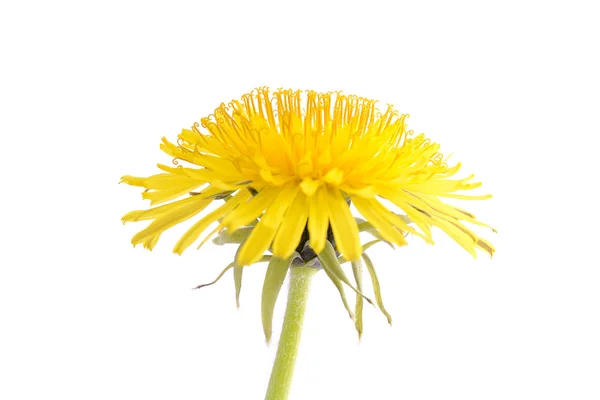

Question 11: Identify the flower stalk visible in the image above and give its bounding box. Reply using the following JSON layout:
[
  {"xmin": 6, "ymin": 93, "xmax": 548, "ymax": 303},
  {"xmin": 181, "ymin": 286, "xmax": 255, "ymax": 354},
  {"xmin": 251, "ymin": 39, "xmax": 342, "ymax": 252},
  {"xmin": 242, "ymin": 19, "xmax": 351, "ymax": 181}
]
[{"xmin": 264, "ymin": 266, "xmax": 317, "ymax": 400}]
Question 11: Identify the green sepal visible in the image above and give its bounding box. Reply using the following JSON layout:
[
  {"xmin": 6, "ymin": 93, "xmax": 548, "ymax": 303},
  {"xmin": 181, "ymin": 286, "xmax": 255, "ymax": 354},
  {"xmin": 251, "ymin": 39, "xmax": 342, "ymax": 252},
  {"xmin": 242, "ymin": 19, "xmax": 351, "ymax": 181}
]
[
  {"xmin": 351, "ymin": 259, "xmax": 364, "ymax": 339},
  {"xmin": 212, "ymin": 227, "xmax": 254, "ymax": 245},
  {"xmin": 231, "ymin": 235, "xmax": 267, "ymax": 308},
  {"xmin": 318, "ymin": 241, "xmax": 353, "ymax": 320},
  {"xmin": 357, "ymin": 221, "xmax": 386, "ymax": 241},
  {"xmin": 318, "ymin": 241, "xmax": 374, "ymax": 305},
  {"xmin": 321, "ymin": 259, "xmax": 354, "ymax": 321},
  {"xmin": 261, "ymin": 254, "xmax": 298, "ymax": 343},
  {"xmin": 234, "ymin": 266, "xmax": 243, "ymax": 308},
  {"xmin": 194, "ymin": 262, "xmax": 235, "ymax": 290},
  {"xmin": 362, "ymin": 253, "xmax": 392, "ymax": 325},
  {"xmin": 194, "ymin": 256, "xmax": 271, "ymax": 291},
  {"xmin": 338, "ymin": 239, "xmax": 384, "ymax": 264},
  {"xmin": 317, "ymin": 241, "xmax": 375, "ymax": 323}
]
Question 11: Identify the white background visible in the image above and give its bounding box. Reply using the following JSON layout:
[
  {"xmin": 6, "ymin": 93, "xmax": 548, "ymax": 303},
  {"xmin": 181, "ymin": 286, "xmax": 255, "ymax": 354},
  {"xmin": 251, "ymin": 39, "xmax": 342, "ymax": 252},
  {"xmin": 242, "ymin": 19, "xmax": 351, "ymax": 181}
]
[{"xmin": 1, "ymin": 1, "xmax": 599, "ymax": 399}]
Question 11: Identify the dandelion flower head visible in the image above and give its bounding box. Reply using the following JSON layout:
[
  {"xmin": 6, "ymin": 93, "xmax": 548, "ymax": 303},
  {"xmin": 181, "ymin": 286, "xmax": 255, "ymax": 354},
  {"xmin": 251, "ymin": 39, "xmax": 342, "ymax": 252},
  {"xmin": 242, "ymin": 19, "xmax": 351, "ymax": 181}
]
[{"xmin": 121, "ymin": 88, "xmax": 494, "ymax": 267}]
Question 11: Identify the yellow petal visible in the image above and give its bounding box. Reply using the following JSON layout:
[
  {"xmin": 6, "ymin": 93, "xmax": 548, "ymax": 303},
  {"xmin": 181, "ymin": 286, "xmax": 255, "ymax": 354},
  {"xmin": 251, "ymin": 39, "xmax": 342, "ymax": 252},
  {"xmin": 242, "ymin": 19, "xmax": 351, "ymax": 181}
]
[
  {"xmin": 401, "ymin": 176, "xmax": 483, "ymax": 197},
  {"xmin": 236, "ymin": 222, "xmax": 277, "ymax": 266},
  {"xmin": 142, "ymin": 181, "xmax": 205, "ymax": 205},
  {"xmin": 122, "ymin": 195, "xmax": 201, "ymax": 223},
  {"xmin": 431, "ymin": 216, "xmax": 477, "ymax": 257},
  {"xmin": 131, "ymin": 195, "xmax": 214, "ymax": 246},
  {"xmin": 476, "ymin": 237, "xmax": 495, "ymax": 257},
  {"xmin": 376, "ymin": 188, "xmax": 434, "ymax": 243},
  {"xmin": 173, "ymin": 191, "xmax": 250, "ymax": 254},
  {"xmin": 324, "ymin": 168, "xmax": 344, "ymax": 185},
  {"xmin": 260, "ymin": 168, "xmax": 274, "ymax": 183},
  {"xmin": 365, "ymin": 195, "xmax": 431, "ymax": 242},
  {"xmin": 297, "ymin": 151, "xmax": 313, "ymax": 177},
  {"xmin": 179, "ymin": 128, "xmax": 202, "ymax": 146},
  {"xmin": 143, "ymin": 234, "xmax": 160, "ymax": 250},
  {"xmin": 308, "ymin": 186, "xmax": 329, "ymax": 254},
  {"xmin": 435, "ymin": 193, "xmax": 492, "ymax": 200},
  {"xmin": 272, "ymin": 191, "xmax": 309, "ymax": 259},
  {"xmin": 352, "ymin": 197, "xmax": 407, "ymax": 247},
  {"xmin": 237, "ymin": 184, "xmax": 298, "ymax": 266},
  {"xmin": 415, "ymin": 193, "xmax": 495, "ymax": 230},
  {"xmin": 326, "ymin": 187, "xmax": 361, "ymax": 261},
  {"xmin": 159, "ymin": 137, "xmax": 203, "ymax": 165},
  {"xmin": 157, "ymin": 164, "xmax": 236, "ymax": 188},
  {"xmin": 120, "ymin": 175, "xmax": 150, "ymax": 187},
  {"xmin": 260, "ymin": 183, "xmax": 299, "ymax": 228},
  {"xmin": 300, "ymin": 177, "xmax": 320, "ymax": 196},
  {"xmin": 339, "ymin": 184, "xmax": 376, "ymax": 198},
  {"xmin": 222, "ymin": 187, "xmax": 279, "ymax": 232}
]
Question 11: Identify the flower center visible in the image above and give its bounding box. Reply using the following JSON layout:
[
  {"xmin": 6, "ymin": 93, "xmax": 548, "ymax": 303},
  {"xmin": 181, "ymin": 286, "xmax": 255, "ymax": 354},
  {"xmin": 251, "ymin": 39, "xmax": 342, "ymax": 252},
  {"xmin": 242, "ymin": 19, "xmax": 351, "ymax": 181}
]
[{"xmin": 193, "ymin": 88, "xmax": 421, "ymax": 196}]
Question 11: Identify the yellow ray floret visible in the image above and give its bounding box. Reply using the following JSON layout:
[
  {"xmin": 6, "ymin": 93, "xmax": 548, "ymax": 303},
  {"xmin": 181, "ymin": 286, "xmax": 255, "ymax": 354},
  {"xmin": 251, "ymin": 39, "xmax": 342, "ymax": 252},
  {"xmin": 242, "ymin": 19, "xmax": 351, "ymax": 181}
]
[{"xmin": 121, "ymin": 88, "xmax": 494, "ymax": 265}]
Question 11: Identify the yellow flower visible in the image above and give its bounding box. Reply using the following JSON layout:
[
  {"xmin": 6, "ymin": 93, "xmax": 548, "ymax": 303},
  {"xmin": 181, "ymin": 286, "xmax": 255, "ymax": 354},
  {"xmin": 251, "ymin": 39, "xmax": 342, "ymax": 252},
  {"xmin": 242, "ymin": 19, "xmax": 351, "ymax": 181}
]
[{"xmin": 121, "ymin": 88, "xmax": 494, "ymax": 267}]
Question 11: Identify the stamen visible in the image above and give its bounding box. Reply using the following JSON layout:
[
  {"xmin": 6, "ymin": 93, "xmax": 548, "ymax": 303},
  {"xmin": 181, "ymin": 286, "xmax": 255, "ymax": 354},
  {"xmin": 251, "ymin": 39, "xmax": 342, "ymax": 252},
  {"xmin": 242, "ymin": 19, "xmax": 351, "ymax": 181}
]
[{"xmin": 192, "ymin": 122, "xmax": 201, "ymax": 133}]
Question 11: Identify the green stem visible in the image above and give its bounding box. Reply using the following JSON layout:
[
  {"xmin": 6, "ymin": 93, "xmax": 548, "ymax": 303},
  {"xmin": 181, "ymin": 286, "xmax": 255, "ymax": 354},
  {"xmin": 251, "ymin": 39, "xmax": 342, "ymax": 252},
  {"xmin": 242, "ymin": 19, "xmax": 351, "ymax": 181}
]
[{"xmin": 264, "ymin": 266, "xmax": 317, "ymax": 400}]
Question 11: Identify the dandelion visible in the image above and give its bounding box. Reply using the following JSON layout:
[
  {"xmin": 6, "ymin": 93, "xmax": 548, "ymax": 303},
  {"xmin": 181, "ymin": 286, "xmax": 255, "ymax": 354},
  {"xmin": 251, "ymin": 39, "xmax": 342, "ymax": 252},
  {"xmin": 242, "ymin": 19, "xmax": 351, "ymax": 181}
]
[{"xmin": 121, "ymin": 88, "xmax": 494, "ymax": 400}]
